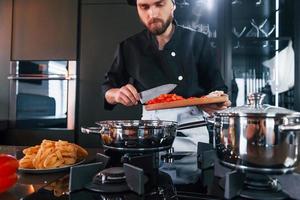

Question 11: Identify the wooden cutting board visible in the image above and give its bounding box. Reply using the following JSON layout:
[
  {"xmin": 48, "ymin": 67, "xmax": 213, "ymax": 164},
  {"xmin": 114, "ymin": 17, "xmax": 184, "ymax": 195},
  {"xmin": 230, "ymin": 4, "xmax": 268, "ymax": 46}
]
[{"xmin": 145, "ymin": 96, "xmax": 228, "ymax": 111}]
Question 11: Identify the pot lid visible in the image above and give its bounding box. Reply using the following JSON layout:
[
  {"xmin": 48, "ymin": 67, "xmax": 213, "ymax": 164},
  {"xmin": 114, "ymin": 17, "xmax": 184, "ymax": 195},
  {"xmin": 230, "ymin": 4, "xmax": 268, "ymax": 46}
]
[{"xmin": 216, "ymin": 93, "xmax": 295, "ymax": 117}]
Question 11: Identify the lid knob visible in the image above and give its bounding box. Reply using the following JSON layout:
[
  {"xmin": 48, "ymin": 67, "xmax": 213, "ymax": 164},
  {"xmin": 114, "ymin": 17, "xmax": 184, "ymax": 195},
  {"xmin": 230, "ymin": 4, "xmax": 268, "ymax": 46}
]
[{"xmin": 247, "ymin": 93, "xmax": 266, "ymax": 108}]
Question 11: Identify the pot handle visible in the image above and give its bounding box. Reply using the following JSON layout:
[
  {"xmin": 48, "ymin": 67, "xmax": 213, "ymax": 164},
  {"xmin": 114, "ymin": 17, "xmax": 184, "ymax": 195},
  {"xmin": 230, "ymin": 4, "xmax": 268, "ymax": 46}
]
[
  {"xmin": 206, "ymin": 116, "xmax": 215, "ymax": 124},
  {"xmin": 81, "ymin": 126, "xmax": 105, "ymax": 135},
  {"xmin": 176, "ymin": 116, "xmax": 215, "ymax": 130},
  {"xmin": 278, "ymin": 124, "xmax": 300, "ymax": 131},
  {"xmin": 279, "ymin": 113, "xmax": 300, "ymax": 131}
]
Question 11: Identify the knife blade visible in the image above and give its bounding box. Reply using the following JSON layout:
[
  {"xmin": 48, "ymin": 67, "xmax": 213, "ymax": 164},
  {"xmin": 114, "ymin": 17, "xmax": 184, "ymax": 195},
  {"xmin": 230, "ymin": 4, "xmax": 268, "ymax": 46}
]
[{"xmin": 140, "ymin": 84, "xmax": 177, "ymax": 104}]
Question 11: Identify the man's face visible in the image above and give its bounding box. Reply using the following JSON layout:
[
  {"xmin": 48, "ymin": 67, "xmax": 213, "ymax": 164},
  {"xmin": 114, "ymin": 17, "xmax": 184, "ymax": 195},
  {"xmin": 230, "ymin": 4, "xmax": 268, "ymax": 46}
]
[{"xmin": 136, "ymin": 0, "xmax": 175, "ymax": 35}]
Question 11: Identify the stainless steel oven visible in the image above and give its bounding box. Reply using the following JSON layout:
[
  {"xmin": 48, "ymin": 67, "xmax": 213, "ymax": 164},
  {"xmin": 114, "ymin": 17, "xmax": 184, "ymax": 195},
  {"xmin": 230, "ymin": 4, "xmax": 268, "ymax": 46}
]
[{"xmin": 8, "ymin": 60, "xmax": 76, "ymax": 129}]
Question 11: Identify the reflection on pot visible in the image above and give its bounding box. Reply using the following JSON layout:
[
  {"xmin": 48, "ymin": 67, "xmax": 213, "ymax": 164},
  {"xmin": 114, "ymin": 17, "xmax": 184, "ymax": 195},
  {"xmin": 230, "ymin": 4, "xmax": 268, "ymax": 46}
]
[
  {"xmin": 243, "ymin": 142, "xmax": 298, "ymax": 167},
  {"xmin": 245, "ymin": 118, "xmax": 275, "ymax": 146},
  {"xmin": 43, "ymin": 176, "xmax": 69, "ymax": 197}
]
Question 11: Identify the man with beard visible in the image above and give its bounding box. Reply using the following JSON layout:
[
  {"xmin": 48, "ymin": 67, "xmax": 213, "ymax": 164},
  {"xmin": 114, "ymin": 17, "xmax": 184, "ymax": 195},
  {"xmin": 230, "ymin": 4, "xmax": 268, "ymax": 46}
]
[{"xmin": 102, "ymin": 0, "xmax": 231, "ymax": 151}]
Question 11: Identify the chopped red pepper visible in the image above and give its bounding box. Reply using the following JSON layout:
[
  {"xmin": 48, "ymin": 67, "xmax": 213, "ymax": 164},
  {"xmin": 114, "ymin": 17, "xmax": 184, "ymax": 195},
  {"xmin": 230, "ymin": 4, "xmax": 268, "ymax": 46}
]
[{"xmin": 146, "ymin": 94, "xmax": 201, "ymax": 104}]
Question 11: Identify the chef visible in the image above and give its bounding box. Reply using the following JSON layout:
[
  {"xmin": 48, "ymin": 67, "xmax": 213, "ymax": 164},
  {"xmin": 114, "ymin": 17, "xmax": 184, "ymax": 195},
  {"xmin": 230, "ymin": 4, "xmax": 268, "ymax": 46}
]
[{"xmin": 102, "ymin": 0, "xmax": 231, "ymax": 152}]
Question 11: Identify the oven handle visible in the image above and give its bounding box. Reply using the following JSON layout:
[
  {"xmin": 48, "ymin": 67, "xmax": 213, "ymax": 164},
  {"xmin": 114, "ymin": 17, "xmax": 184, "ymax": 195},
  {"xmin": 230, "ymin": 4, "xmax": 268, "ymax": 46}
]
[{"xmin": 8, "ymin": 75, "xmax": 76, "ymax": 80}]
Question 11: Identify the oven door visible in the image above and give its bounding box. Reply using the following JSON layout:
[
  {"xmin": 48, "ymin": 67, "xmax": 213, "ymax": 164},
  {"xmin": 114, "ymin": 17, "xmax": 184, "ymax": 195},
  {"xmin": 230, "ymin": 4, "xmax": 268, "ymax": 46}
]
[{"xmin": 8, "ymin": 61, "xmax": 76, "ymax": 129}]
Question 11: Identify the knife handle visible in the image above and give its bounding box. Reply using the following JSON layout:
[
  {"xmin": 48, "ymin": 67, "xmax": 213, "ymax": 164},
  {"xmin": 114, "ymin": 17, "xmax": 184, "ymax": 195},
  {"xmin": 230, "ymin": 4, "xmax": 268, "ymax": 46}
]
[
  {"xmin": 128, "ymin": 77, "xmax": 134, "ymax": 85},
  {"xmin": 128, "ymin": 77, "xmax": 144, "ymax": 105}
]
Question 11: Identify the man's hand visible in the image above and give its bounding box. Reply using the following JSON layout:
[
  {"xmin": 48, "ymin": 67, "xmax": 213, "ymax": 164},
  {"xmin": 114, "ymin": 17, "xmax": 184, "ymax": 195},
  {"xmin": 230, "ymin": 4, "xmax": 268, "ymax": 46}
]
[
  {"xmin": 198, "ymin": 92, "xmax": 231, "ymax": 115},
  {"xmin": 105, "ymin": 84, "xmax": 140, "ymax": 106}
]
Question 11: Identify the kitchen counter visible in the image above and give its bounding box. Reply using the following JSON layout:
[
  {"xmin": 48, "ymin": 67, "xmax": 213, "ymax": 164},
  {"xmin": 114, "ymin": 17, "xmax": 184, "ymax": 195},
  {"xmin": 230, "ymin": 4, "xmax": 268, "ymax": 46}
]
[{"xmin": 0, "ymin": 145, "xmax": 299, "ymax": 200}]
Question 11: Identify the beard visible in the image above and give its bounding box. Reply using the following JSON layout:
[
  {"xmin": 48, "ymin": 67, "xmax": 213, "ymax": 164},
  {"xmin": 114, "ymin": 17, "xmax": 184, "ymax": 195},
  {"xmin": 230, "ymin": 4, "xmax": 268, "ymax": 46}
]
[{"xmin": 143, "ymin": 15, "xmax": 173, "ymax": 35}]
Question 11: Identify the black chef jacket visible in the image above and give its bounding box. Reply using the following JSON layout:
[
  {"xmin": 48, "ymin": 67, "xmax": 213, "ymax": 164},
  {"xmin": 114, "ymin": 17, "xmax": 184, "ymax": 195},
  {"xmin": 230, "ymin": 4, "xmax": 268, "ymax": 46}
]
[{"xmin": 102, "ymin": 24, "xmax": 227, "ymax": 110}]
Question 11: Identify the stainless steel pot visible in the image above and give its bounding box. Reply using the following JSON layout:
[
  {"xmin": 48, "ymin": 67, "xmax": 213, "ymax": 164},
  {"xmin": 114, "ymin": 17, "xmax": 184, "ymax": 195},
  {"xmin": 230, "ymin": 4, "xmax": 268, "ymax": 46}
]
[
  {"xmin": 81, "ymin": 120, "xmax": 177, "ymax": 152},
  {"xmin": 213, "ymin": 93, "xmax": 300, "ymax": 174}
]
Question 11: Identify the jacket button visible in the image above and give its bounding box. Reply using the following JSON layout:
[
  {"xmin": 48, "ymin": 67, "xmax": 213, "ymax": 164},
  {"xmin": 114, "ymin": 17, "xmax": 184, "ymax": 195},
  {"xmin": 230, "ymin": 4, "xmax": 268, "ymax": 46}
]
[
  {"xmin": 178, "ymin": 76, "xmax": 183, "ymax": 81},
  {"xmin": 171, "ymin": 52, "xmax": 176, "ymax": 57}
]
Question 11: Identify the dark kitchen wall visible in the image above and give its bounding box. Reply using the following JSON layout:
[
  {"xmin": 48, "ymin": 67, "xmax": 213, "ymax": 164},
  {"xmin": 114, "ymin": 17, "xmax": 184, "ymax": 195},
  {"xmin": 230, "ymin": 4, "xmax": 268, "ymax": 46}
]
[
  {"xmin": 0, "ymin": 0, "xmax": 12, "ymax": 121},
  {"xmin": 77, "ymin": 0, "xmax": 143, "ymax": 147}
]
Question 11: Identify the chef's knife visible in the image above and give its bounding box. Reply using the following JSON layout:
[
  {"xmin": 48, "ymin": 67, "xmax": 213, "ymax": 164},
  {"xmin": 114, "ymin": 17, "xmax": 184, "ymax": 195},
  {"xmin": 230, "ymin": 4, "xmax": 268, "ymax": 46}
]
[{"xmin": 139, "ymin": 84, "xmax": 177, "ymax": 104}]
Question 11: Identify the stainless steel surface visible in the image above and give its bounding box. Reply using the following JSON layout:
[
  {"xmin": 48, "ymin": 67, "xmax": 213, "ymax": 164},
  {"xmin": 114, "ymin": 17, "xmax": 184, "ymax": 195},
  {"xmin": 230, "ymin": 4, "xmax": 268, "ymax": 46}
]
[
  {"xmin": 81, "ymin": 120, "xmax": 177, "ymax": 152},
  {"xmin": 139, "ymin": 84, "xmax": 177, "ymax": 104},
  {"xmin": 7, "ymin": 74, "xmax": 76, "ymax": 80},
  {"xmin": 216, "ymin": 93, "xmax": 295, "ymax": 117},
  {"xmin": 213, "ymin": 93, "xmax": 300, "ymax": 174},
  {"xmin": 220, "ymin": 160, "xmax": 296, "ymax": 174}
]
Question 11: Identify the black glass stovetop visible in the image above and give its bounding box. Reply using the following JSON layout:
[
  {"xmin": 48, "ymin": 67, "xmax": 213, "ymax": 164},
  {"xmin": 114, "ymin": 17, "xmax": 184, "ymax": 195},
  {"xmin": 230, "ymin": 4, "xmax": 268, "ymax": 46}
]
[{"xmin": 21, "ymin": 146, "xmax": 300, "ymax": 200}]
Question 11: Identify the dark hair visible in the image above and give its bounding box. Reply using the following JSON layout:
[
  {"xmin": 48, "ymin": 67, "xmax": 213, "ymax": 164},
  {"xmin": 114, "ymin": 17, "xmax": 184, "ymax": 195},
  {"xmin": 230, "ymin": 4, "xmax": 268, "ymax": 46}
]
[{"xmin": 127, "ymin": 0, "xmax": 175, "ymax": 6}]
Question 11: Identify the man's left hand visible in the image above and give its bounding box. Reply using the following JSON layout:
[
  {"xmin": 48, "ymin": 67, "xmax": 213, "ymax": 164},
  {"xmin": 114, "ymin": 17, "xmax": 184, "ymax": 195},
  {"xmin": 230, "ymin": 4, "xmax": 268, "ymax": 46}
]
[{"xmin": 198, "ymin": 93, "xmax": 231, "ymax": 115}]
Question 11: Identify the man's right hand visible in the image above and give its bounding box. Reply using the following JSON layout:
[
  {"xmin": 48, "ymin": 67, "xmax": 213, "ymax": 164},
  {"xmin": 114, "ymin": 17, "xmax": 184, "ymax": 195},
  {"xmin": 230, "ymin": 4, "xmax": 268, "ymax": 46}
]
[{"xmin": 105, "ymin": 84, "xmax": 140, "ymax": 106}]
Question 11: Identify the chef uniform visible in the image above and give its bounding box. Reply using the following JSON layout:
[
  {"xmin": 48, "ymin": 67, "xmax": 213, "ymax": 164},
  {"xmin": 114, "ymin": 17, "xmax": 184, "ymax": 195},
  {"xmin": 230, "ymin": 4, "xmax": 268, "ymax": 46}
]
[{"xmin": 102, "ymin": 23, "xmax": 227, "ymax": 152}]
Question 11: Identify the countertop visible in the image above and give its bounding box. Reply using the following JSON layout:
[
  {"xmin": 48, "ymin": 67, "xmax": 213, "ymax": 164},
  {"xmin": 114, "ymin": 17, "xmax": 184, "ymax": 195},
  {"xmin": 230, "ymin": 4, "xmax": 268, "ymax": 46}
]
[{"xmin": 0, "ymin": 145, "xmax": 299, "ymax": 200}]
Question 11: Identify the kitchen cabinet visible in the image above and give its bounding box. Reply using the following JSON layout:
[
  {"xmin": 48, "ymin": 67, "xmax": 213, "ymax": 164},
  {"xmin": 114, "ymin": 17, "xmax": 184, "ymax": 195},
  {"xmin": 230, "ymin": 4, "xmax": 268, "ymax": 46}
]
[
  {"xmin": 77, "ymin": 0, "xmax": 143, "ymax": 147},
  {"xmin": 4, "ymin": 0, "xmax": 79, "ymax": 145},
  {"xmin": 0, "ymin": 0, "xmax": 12, "ymax": 121},
  {"xmin": 225, "ymin": 0, "xmax": 299, "ymax": 109},
  {"xmin": 11, "ymin": 0, "xmax": 78, "ymax": 60}
]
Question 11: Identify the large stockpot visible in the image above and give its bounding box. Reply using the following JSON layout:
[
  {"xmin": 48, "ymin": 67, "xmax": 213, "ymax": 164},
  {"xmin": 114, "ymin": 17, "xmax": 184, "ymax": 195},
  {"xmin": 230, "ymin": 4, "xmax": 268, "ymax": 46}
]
[
  {"xmin": 81, "ymin": 120, "xmax": 177, "ymax": 152},
  {"xmin": 213, "ymin": 93, "xmax": 300, "ymax": 174}
]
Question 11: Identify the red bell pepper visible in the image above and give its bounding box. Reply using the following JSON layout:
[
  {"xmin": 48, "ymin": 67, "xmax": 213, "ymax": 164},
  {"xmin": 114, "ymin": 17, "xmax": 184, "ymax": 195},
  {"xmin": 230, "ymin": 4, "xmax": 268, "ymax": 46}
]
[{"xmin": 0, "ymin": 154, "xmax": 19, "ymax": 193}]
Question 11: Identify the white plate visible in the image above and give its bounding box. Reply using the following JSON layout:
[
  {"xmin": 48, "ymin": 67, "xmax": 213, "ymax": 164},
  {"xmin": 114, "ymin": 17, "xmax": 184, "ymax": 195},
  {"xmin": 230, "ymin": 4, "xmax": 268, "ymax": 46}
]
[{"xmin": 18, "ymin": 159, "xmax": 85, "ymax": 174}]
